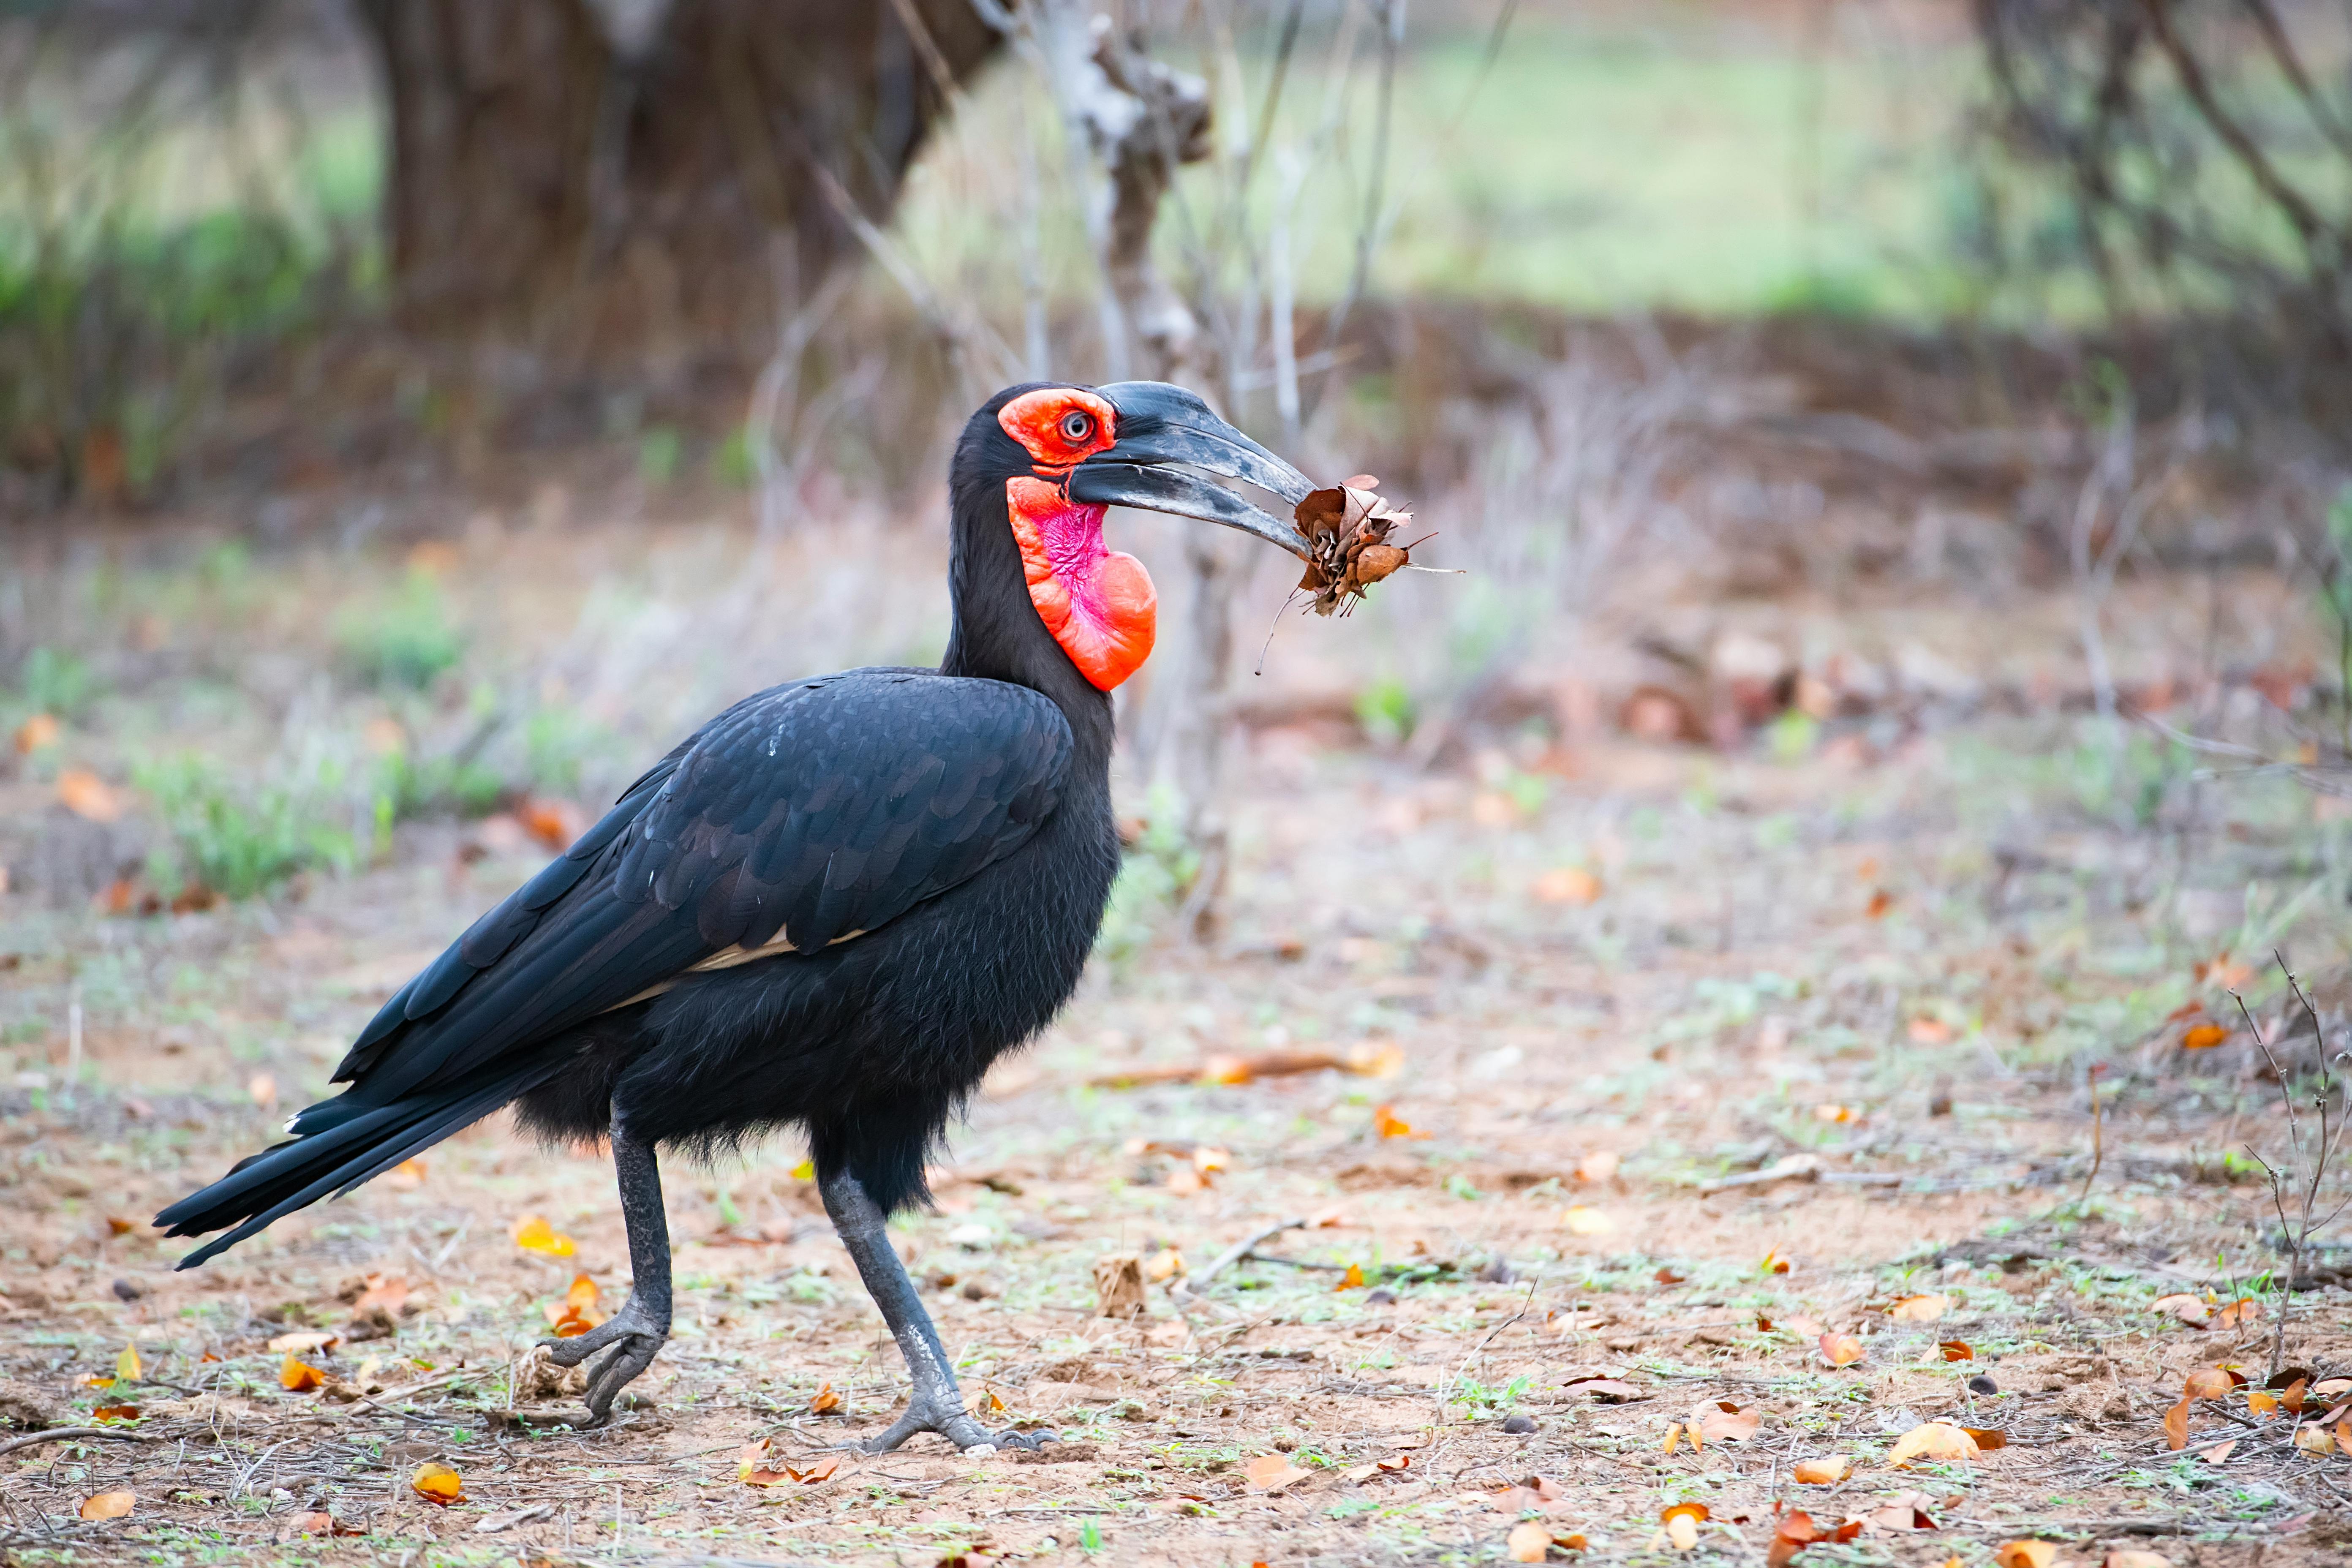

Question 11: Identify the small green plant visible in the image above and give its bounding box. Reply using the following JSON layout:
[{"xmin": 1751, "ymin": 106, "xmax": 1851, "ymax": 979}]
[
  {"xmin": 639, "ymin": 425, "xmax": 683, "ymax": 485},
  {"xmin": 134, "ymin": 752, "xmax": 359, "ymax": 901},
  {"xmin": 15, "ymin": 646, "xmax": 97, "ymax": 718},
  {"xmin": 334, "ymin": 572, "xmax": 466, "ymax": 691},
  {"xmin": 1353, "ymin": 676, "xmax": 1416, "ymax": 747}
]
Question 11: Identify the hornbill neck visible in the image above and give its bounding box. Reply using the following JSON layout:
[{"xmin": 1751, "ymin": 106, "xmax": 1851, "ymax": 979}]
[{"xmin": 940, "ymin": 455, "xmax": 1117, "ymax": 772}]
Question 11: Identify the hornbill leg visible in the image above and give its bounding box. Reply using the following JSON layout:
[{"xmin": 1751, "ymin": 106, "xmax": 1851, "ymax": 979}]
[
  {"xmin": 540, "ymin": 1123, "xmax": 672, "ymax": 1426},
  {"xmin": 819, "ymin": 1168, "xmax": 1056, "ymax": 1455}
]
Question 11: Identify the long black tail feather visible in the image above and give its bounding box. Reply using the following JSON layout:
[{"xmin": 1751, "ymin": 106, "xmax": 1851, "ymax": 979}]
[{"xmin": 155, "ymin": 1055, "xmax": 569, "ymax": 1268}]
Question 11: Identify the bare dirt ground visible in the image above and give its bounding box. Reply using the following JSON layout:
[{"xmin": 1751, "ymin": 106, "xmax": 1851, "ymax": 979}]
[{"xmin": 5, "ymin": 557, "xmax": 2352, "ymax": 1567}]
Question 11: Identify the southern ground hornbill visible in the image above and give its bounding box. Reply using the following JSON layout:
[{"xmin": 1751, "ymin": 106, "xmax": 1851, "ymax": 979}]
[{"xmin": 156, "ymin": 382, "xmax": 1320, "ymax": 1452}]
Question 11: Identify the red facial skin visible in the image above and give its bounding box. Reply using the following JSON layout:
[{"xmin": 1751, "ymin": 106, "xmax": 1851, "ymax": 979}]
[{"xmin": 996, "ymin": 389, "xmax": 1156, "ymax": 691}]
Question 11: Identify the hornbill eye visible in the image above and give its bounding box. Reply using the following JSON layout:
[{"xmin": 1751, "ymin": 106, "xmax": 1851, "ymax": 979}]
[{"xmin": 1059, "ymin": 409, "xmax": 1095, "ymax": 445}]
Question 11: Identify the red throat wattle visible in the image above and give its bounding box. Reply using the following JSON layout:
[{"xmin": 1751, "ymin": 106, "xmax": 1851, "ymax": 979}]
[{"xmin": 1004, "ymin": 476, "xmax": 1156, "ymax": 690}]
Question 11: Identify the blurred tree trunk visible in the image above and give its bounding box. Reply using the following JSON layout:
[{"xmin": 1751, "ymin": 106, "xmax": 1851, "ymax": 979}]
[{"xmin": 351, "ymin": 0, "xmax": 998, "ymax": 358}]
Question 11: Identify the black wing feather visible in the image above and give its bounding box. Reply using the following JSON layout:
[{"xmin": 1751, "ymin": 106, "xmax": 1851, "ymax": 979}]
[{"xmin": 294, "ymin": 672, "xmax": 1070, "ymax": 1132}]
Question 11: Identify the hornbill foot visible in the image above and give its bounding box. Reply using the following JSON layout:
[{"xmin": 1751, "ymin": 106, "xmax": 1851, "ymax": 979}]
[
  {"xmin": 857, "ymin": 1395, "xmax": 1059, "ymax": 1456},
  {"xmin": 539, "ymin": 1293, "xmax": 670, "ymax": 1426}
]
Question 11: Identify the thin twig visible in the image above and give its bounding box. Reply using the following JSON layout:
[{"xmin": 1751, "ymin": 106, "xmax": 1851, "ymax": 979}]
[
  {"xmin": 1174, "ymin": 1216, "xmax": 1309, "ymax": 1298},
  {"xmin": 0, "ymin": 1426, "xmax": 163, "ymax": 1459}
]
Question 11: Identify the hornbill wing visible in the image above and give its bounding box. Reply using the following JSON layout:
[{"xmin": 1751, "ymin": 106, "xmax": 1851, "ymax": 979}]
[{"xmin": 301, "ymin": 671, "xmax": 1073, "ymax": 1123}]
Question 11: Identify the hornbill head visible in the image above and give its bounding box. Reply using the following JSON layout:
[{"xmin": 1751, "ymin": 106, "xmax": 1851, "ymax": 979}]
[{"xmin": 967, "ymin": 381, "xmax": 1315, "ymax": 692}]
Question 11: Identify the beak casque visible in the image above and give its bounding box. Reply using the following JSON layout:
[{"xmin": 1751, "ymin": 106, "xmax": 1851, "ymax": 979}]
[{"xmin": 1067, "ymin": 382, "xmax": 1315, "ymax": 559}]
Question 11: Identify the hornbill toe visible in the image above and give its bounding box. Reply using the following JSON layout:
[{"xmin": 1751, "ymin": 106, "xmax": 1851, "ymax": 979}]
[
  {"xmin": 857, "ymin": 1396, "xmax": 1059, "ymax": 1456},
  {"xmin": 540, "ymin": 1293, "xmax": 669, "ymax": 1426}
]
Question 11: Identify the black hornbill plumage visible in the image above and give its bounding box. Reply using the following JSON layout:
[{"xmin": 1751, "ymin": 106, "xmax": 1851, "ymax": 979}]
[{"xmin": 155, "ymin": 381, "xmax": 1316, "ymax": 1451}]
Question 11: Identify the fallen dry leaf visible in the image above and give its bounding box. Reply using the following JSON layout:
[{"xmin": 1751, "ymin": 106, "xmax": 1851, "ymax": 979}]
[
  {"xmin": 1888, "ymin": 1294, "xmax": 1947, "ymax": 1322},
  {"xmin": 2163, "ymin": 1400, "xmax": 2190, "ymax": 1451},
  {"xmin": 1938, "ymin": 1339, "xmax": 1974, "ymax": 1361},
  {"xmin": 545, "ymin": 1272, "xmax": 604, "ymax": 1337},
  {"xmin": 1697, "ymin": 1401, "xmax": 1760, "ymax": 1443},
  {"xmin": 351, "ymin": 1274, "xmax": 411, "ymax": 1316},
  {"xmin": 1143, "ymin": 1248, "xmax": 1185, "ymax": 1283},
  {"xmin": 1244, "ymin": 1453, "xmax": 1312, "ymax": 1493},
  {"xmin": 809, "ymin": 1381, "xmax": 841, "ymax": 1414},
  {"xmin": 13, "ymin": 713, "xmax": 60, "ymax": 753},
  {"xmin": 1334, "ymin": 1262, "xmax": 1366, "ymax": 1290},
  {"xmin": 1906, "ymin": 1016, "xmax": 1954, "ymax": 1045},
  {"xmin": 56, "ymin": 770, "xmax": 123, "ymax": 822},
  {"xmin": 1661, "ymin": 1423, "xmax": 1685, "ymax": 1454},
  {"xmin": 2180, "ymin": 1023, "xmax": 2230, "ymax": 1049},
  {"xmin": 1507, "ymin": 1521, "xmax": 1553, "ymax": 1563},
  {"xmin": 1573, "ymin": 1150, "xmax": 1619, "ymax": 1182},
  {"xmin": 385, "ymin": 1158, "xmax": 427, "ymax": 1189},
  {"xmin": 1563, "ymin": 1206, "xmax": 1614, "ymax": 1236},
  {"xmin": 1886, "ymin": 1421, "xmax": 1979, "ymax": 1466},
  {"xmin": 246, "ymin": 1073, "xmax": 277, "ymax": 1109},
  {"xmin": 1792, "ymin": 1455, "xmax": 1852, "ymax": 1484},
  {"xmin": 1819, "ymin": 1333, "xmax": 1865, "ymax": 1368},
  {"xmin": 511, "ymin": 1214, "xmax": 576, "ymax": 1257},
  {"xmin": 78, "ymin": 1491, "xmax": 135, "ymax": 1521},
  {"xmin": 2210, "ymin": 1298, "xmax": 2262, "ymax": 1329},
  {"xmin": 268, "ymin": 1331, "xmax": 338, "ymax": 1355},
  {"xmin": 114, "ymin": 1343, "xmax": 141, "ymax": 1383},
  {"xmin": 1372, "ymin": 1104, "xmax": 1427, "ymax": 1139},
  {"xmin": 1762, "ymin": 1251, "xmax": 1794, "ymax": 1275},
  {"xmin": 2150, "ymin": 1293, "xmax": 2210, "ymax": 1326},
  {"xmin": 1995, "ymin": 1541, "xmax": 2057, "ymax": 1568},
  {"xmin": 1866, "ymin": 887, "xmax": 1894, "ymax": 918},
  {"xmin": 1961, "ymin": 1427, "xmax": 2008, "ymax": 1451},
  {"xmin": 2293, "ymin": 1423, "xmax": 2337, "ymax": 1456},
  {"xmin": 2196, "ymin": 1440, "xmax": 2237, "ymax": 1464},
  {"xmin": 411, "ymin": 1462, "xmax": 462, "ymax": 1505},
  {"xmin": 90, "ymin": 1403, "xmax": 139, "ymax": 1423},
  {"xmin": 1661, "ymin": 1503, "xmax": 1710, "ymax": 1524},
  {"xmin": 2102, "ymin": 1553, "xmax": 2170, "ymax": 1568},
  {"xmin": 1293, "ymin": 479, "xmax": 1418, "ymax": 614},
  {"xmin": 1663, "ymin": 1512, "xmax": 1701, "ymax": 1551},
  {"xmin": 288, "ymin": 1511, "xmax": 365, "ymax": 1537},
  {"xmin": 280, "ymin": 1356, "xmax": 327, "ymax": 1393},
  {"xmin": 1533, "ymin": 866, "xmax": 1602, "ymax": 905},
  {"xmin": 1768, "ymin": 1510, "xmax": 1862, "ymax": 1567},
  {"xmin": 2181, "ymin": 1367, "xmax": 2233, "ymax": 1402},
  {"xmin": 1563, "ymin": 1377, "xmax": 1644, "ymax": 1402}
]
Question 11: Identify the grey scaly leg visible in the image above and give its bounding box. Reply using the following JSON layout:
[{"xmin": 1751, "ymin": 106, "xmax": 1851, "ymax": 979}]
[
  {"xmin": 819, "ymin": 1168, "xmax": 1054, "ymax": 1454},
  {"xmin": 540, "ymin": 1123, "xmax": 672, "ymax": 1425}
]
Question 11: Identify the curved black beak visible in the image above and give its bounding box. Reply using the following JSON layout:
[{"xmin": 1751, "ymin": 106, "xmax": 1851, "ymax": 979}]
[{"xmin": 1068, "ymin": 382, "xmax": 1313, "ymax": 559}]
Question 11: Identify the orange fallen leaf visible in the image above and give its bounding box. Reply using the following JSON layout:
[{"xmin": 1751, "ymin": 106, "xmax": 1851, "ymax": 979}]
[
  {"xmin": 2196, "ymin": 1440, "xmax": 2236, "ymax": 1464},
  {"xmin": 1697, "ymin": 1401, "xmax": 1760, "ymax": 1443},
  {"xmin": 1574, "ymin": 1150, "xmax": 1620, "ymax": 1182},
  {"xmin": 1507, "ymin": 1520, "xmax": 1554, "ymax": 1562},
  {"xmin": 1661, "ymin": 1422, "xmax": 1684, "ymax": 1454},
  {"xmin": 352, "ymin": 1274, "xmax": 411, "ymax": 1315},
  {"xmin": 13, "ymin": 713, "xmax": 60, "ymax": 754},
  {"xmin": 2247, "ymin": 1389, "xmax": 2279, "ymax": 1416},
  {"xmin": 1664, "ymin": 1511, "xmax": 1702, "ymax": 1551},
  {"xmin": 288, "ymin": 1511, "xmax": 366, "ymax": 1536},
  {"xmin": 287, "ymin": 1510, "xmax": 365, "ymax": 1536},
  {"xmin": 1244, "ymin": 1453, "xmax": 1311, "ymax": 1493},
  {"xmin": 1865, "ymin": 888, "xmax": 1894, "ymax": 918},
  {"xmin": 267, "ymin": 1331, "xmax": 338, "ymax": 1355},
  {"xmin": 410, "ymin": 1461, "xmax": 462, "ymax": 1505},
  {"xmin": 2280, "ymin": 1377, "xmax": 2308, "ymax": 1415},
  {"xmin": 1334, "ymin": 1262, "xmax": 1365, "ymax": 1290},
  {"xmin": 1938, "ymin": 1339, "xmax": 1974, "ymax": 1361},
  {"xmin": 517, "ymin": 797, "xmax": 585, "ymax": 852},
  {"xmin": 1791, "ymin": 1455, "xmax": 1851, "ymax": 1484},
  {"xmin": 2180, "ymin": 1023, "xmax": 2230, "ymax": 1050},
  {"xmin": 784, "ymin": 1453, "xmax": 841, "ymax": 1484},
  {"xmin": 2102, "ymin": 1552, "xmax": 2171, "ymax": 1568},
  {"xmin": 1886, "ymin": 1421, "xmax": 1978, "ymax": 1465},
  {"xmin": 2210, "ymin": 1298, "xmax": 2262, "ymax": 1329},
  {"xmin": 1888, "ymin": 1293, "xmax": 1947, "ymax": 1322},
  {"xmin": 810, "ymin": 1381, "xmax": 841, "ymax": 1414},
  {"xmin": 2163, "ymin": 1400, "xmax": 2190, "ymax": 1451},
  {"xmin": 78, "ymin": 1491, "xmax": 135, "ymax": 1521},
  {"xmin": 57, "ymin": 770, "xmax": 123, "ymax": 823},
  {"xmin": 512, "ymin": 1214, "xmax": 577, "ymax": 1257},
  {"xmin": 2151, "ymin": 1293, "xmax": 2210, "ymax": 1326},
  {"xmin": 1533, "ymin": 866, "xmax": 1602, "ymax": 906},
  {"xmin": 90, "ymin": 1403, "xmax": 140, "ymax": 1423},
  {"xmin": 281, "ymin": 1356, "xmax": 327, "ymax": 1393},
  {"xmin": 1995, "ymin": 1541, "xmax": 2057, "ymax": 1568},
  {"xmin": 384, "ymin": 1158, "xmax": 427, "ymax": 1189},
  {"xmin": 1661, "ymin": 1502, "xmax": 1710, "ymax": 1524},
  {"xmin": 1906, "ymin": 1017, "xmax": 1954, "ymax": 1045},
  {"xmin": 1961, "ymin": 1426, "xmax": 2008, "ymax": 1451},
  {"xmin": 2194, "ymin": 953, "xmax": 2253, "ymax": 990},
  {"xmin": 105, "ymin": 1216, "xmax": 134, "ymax": 1236},
  {"xmin": 114, "ymin": 1344, "xmax": 142, "ymax": 1382},
  {"xmin": 1376, "ymin": 1452, "xmax": 1412, "ymax": 1473},
  {"xmin": 1812, "ymin": 1102, "xmax": 1857, "ymax": 1123},
  {"xmin": 1654, "ymin": 1266, "xmax": 1687, "ymax": 1285},
  {"xmin": 1372, "ymin": 1105, "xmax": 1427, "ymax": 1139},
  {"xmin": 1761, "ymin": 1251, "xmax": 1793, "ymax": 1275},
  {"xmin": 2293, "ymin": 1424, "xmax": 2337, "ymax": 1456},
  {"xmin": 1819, "ymin": 1333, "xmax": 1865, "ymax": 1368},
  {"xmin": 1562, "ymin": 1206, "xmax": 1614, "ymax": 1236},
  {"xmin": 2181, "ymin": 1367, "xmax": 2233, "ymax": 1402},
  {"xmin": 247, "ymin": 1073, "xmax": 277, "ymax": 1109}
]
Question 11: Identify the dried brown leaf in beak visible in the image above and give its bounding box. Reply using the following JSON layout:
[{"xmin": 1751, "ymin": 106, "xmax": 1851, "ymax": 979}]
[{"xmin": 1296, "ymin": 476, "xmax": 1418, "ymax": 615}]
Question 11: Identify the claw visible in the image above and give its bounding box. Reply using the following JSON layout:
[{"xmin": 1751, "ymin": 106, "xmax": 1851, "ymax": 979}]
[
  {"xmin": 856, "ymin": 1398, "xmax": 1060, "ymax": 1456},
  {"xmin": 538, "ymin": 1293, "xmax": 669, "ymax": 1426}
]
